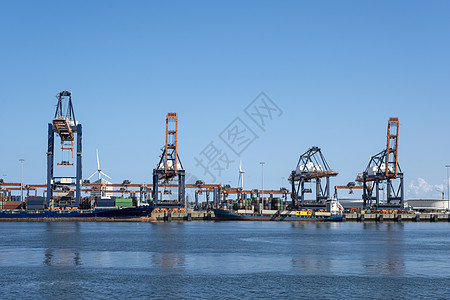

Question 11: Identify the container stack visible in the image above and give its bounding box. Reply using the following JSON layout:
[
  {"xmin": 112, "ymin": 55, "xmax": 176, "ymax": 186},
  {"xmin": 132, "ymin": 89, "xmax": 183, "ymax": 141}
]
[
  {"xmin": 11, "ymin": 195, "xmax": 21, "ymax": 202},
  {"xmin": 264, "ymin": 198, "xmax": 271, "ymax": 210},
  {"xmin": 222, "ymin": 199, "xmax": 234, "ymax": 210},
  {"xmin": 96, "ymin": 198, "xmax": 115, "ymax": 208},
  {"xmin": 201, "ymin": 202, "xmax": 208, "ymax": 210},
  {"xmin": 237, "ymin": 199, "xmax": 244, "ymax": 210},
  {"xmin": 244, "ymin": 198, "xmax": 252, "ymax": 210},
  {"xmin": 115, "ymin": 198, "xmax": 134, "ymax": 207},
  {"xmin": 2, "ymin": 200, "xmax": 22, "ymax": 210},
  {"xmin": 271, "ymin": 198, "xmax": 282, "ymax": 210},
  {"xmin": 26, "ymin": 196, "xmax": 46, "ymax": 210}
]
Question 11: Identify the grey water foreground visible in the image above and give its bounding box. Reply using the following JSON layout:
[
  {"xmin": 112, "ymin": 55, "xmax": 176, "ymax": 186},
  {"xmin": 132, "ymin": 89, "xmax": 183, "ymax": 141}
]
[{"xmin": 0, "ymin": 222, "xmax": 449, "ymax": 299}]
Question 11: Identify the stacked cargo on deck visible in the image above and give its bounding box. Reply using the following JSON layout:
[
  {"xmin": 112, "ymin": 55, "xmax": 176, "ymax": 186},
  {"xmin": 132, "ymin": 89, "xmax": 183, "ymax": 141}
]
[
  {"xmin": 26, "ymin": 197, "xmax": 46, "ymax": 210},
  {"xmin": 0, "ymin": 191, "xmax": 22, "ymax": 210},
  {"xmin": 115, "ymin": 198, "xmax": 135, "ymax": 207},
  {"xmin": 95, "ymin": 197, "xmax": 137, "ymax": 208},
  {"xmin": 96, "ymin": 198, "xmax": 115, "ymax": 208},
  {"xmin": 2, "ymin": 201, "xmax": 22, "ymax": 210}
]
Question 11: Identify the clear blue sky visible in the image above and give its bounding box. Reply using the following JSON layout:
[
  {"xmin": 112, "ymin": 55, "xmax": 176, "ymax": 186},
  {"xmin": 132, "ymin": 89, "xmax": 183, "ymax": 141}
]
[{"xmin": 1, "ymin": 0, "xmax": 449, "ymax": 199}]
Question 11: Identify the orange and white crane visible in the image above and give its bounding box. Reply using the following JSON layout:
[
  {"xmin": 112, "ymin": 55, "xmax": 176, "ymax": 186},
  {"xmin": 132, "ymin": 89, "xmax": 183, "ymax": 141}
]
[
  {"xmin": 356, "ymin": 118, "xmax": 404, "ymax": 209},
  {"xmin": 152, "ymin": 113, "xmax": 186, "ymax": 207}
]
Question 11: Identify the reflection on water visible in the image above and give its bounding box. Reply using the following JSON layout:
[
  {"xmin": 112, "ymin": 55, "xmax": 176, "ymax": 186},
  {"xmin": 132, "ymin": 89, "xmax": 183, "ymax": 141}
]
[
  {"xmin": 149, "ymin": 223, "xmax": 187, "ymax": 269},
  {"xmin": 287, "ymin": 222, "xmax": 407, "ymax": 276},
  {"xmin": 152, "ymin": 253, "xmax": 185, "ymax": 269},
  {"xmin": 44, "ymin": 249, "xmax": 52, "ymax": 266},
  {"xmin": 0, "ymin": 222, "xmax": 448, "ymax": 277},
  {"xmin": 290, "ymin": 222, "xmax": 337, "ymax": 230},
  {"xmin": 44, "ymin": 249, "xmax": 82, "ymax": 266},
  {"xmin": 361, "ymin": 223, "xmax": 405, "ymax": 276},
  {"xmin": 291, "ymin": 257, "xmax": 333, "ymax": 274},
  {"xmin": 42, "ymin": 222, "xmax": 83, "ymax": 266}
]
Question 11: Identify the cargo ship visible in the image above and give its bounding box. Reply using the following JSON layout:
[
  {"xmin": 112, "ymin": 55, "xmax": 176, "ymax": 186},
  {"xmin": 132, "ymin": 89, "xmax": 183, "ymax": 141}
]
[
  {"xmin": 0, "ymin": 195, "xmax": 157, "ymax": 221},
  {"xmin": 0, "ymin": 206, "xmax": 155, "ymax": 221},
  {"xmin": 213, "ymin": 199, "xmax": 344, "ymax": 221},
  {"xmin": 213, "ymin": 209, "xmax": 343, "ymax": 221}
]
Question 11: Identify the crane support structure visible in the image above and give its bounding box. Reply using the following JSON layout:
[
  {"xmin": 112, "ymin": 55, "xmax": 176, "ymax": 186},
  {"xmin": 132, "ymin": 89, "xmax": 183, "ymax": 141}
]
[
  {"xmin": 46, "ymin": 91, "xmax": 82, "ymax": 208},
  {"xmin": 386, "ymin": 118, "xmax": 399, "ymax": 179},
  {"xmin": 152, "ymin": 113, "xmax": 186, "ymax": 207},
  {"xmin": 164, "ymin": 113, "xmax": 178, "ymax": 178},
  {"xmin": 289, "ymin": 146, "xmax": 338, "ymax": 209},
  {"xmin": 356, "ymin": 118, "xmax": 404, "ymax": 209}
]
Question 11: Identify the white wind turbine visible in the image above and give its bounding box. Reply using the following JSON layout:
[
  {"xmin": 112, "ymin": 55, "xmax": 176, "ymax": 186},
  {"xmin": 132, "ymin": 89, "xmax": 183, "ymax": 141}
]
[
  {"xmin": 238, "ymin": 161, "xmax": 245, "ymax": 189},
  {"xmin": 88, "ymin": 149, "xmax": 112, "ymax": 181}
]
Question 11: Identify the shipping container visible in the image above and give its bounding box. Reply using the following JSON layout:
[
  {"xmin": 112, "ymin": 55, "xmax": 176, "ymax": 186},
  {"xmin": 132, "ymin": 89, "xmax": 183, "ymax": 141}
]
[
  {"xmin": 27, "ymin": 196, "xmax": 46, "ymax": 205},
  {"xmin": 27, "ymin": 204, "xmax": 45, "ymax": 210},
  {"xmin": 115, "ymin": 198, "xmax": 134, "ymax": 207},
  {"xmin": 97, "ymin": 198, "xmax": 115, "ymax": 208}
]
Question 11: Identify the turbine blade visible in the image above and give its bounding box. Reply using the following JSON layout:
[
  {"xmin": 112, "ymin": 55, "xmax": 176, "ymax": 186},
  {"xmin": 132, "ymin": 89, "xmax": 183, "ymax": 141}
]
[
  {"xmin": 96, "ymin": 149, "xmax": 100, "ymax": 170},
  {"xmin": 101, "ymin": 171, "xmax": 112, "ymax": 180},
  {"xmin": 88, "ymin": 171, "xmax": 97, "ymax": 180}
]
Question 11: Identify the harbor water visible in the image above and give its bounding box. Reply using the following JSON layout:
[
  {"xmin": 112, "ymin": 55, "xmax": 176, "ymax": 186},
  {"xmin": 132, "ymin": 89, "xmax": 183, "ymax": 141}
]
[{"xmin": 0, "ymin": 221, "xmax": 449, "ymax": 299}]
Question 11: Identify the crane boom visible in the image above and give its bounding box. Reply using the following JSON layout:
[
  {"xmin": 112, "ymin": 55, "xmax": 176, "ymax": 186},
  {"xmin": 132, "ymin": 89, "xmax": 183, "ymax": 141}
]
[{"xmin": 385, "ymin": 117, "xmax": 399, "ymax": 179}]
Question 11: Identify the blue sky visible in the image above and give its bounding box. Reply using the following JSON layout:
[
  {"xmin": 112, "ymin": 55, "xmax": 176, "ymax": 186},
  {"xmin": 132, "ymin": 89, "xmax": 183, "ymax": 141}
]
[{"xmin": 0, "ymin": 0, "xmax": 449, "ymax": 199}]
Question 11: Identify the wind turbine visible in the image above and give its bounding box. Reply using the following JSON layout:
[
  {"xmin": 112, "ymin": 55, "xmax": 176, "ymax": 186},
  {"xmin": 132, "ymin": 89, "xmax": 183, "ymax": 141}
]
[
  {"xmin": 88, "ymin": 149, "xmax": 111, "ymax": 181},
  {"xmin": 436, "ymin": 188, "xmax": 444, "ymax": 200},
  {"xmin": 238, "ymin": 161, "xmax": 245, "ymax": 189}
]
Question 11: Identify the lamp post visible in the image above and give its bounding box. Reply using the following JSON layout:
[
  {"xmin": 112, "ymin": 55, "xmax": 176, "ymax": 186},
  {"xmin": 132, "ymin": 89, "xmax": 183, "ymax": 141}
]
[
  {"xmin": 19, "ymin": 159, "xmax": 24, "ymax": 205},
  {"xmin": 446, "ymin": 165, "xmax": 450, "ymax": 211},
  {"xmin": 260, "ymin": 162, "xmax": 265, "ymax": 214}
]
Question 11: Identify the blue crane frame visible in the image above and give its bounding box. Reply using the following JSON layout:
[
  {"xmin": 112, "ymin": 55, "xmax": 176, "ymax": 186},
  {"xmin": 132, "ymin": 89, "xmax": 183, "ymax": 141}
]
[
  {"xmin": 290, "ymin": 146, "xmax": 338, "ymax": 209},
  {"xmin": 46, "ymin": 91, "xmax": 82, "ymax": 208}
]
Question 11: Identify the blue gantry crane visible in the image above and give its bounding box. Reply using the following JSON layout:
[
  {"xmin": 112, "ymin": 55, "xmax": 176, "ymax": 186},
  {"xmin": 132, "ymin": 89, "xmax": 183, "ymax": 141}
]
[
  {"xmin": 289, "ymin": 146, "xmax": 338, "ymax": 209},
  {"xmin": 46, "ymin": 91, "xmax": 82, "ymax": 208}
]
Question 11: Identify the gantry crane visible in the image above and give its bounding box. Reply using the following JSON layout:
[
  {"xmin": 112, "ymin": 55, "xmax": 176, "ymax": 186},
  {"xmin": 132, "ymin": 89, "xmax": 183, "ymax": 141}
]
[
  {"xmin": 289, "ymin": 146, "xmax": 338, "ymax": 209},
  {"xmin": 193, "ymin": 180, "xmax": 212, "ymax": 210},
  {"xmin": 152, "ymin": 113, "xmax": 186, "ymax": 207},
  {"xmin": 356, "ymin": 117, "xmax": 404, "ymax": 209},
  {"xmin": 46, "ymin": 91, "xmax": 82, "ymax": 207}
]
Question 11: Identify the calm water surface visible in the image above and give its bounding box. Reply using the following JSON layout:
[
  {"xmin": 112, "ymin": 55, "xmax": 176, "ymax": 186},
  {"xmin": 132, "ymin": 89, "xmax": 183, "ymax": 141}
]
[{"xmin": 0, "ymin": 221, "xmax": 449, "ymax": 299}]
